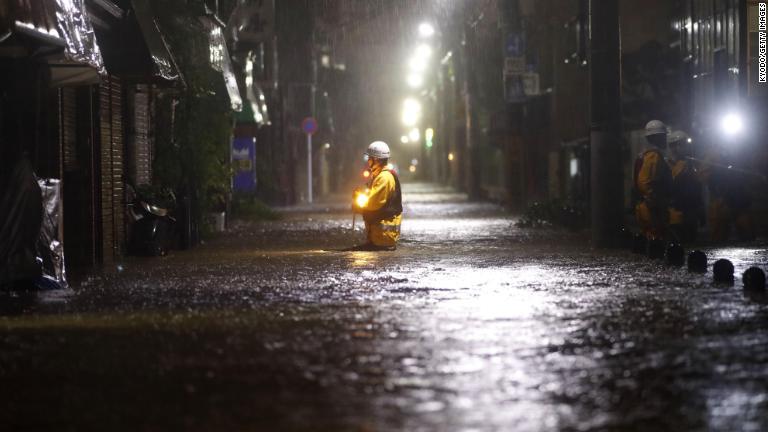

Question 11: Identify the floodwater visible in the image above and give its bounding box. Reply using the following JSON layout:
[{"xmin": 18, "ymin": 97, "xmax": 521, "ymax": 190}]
[{"xmin": 2, "ymin": 183, "xmax": 768, "ymax": 431}]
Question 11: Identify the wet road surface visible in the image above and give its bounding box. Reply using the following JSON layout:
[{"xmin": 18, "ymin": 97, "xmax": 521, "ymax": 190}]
[{"xmin": 2, "ymin": 183, "xmax": 768, "ymax": 431}]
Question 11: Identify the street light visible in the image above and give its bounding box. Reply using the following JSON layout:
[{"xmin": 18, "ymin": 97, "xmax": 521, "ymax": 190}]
[
  {"xmin": 402, "ymin": 98, "xmax": 422, "ymax": 126},
  {"xmin": 418, "ymin": 22, "xmax": 435, "ymax": 38},
  {"xmin": 406, "ymin": 73, "xmax": 423, "ymax": 88},
  {"xmin": 400, "ymin": 135, "xmax": 410, "ymax": 144},
  {"xmin": 416, "ymin": 44, "xmax": 432, "ymax": 59},
  {"xmin": 408, "ymin": 128, "xmax": 421, "ymax": 142},
  {"xmin": 408, "ymin": 56, "xmax": 428, "ymax": 73},
  {"xmin": 721, "ymin": 112, "xmax": 744, "ymax": 136}
]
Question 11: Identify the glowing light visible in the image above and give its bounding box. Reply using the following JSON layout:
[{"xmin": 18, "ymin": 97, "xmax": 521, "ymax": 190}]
[
  {"xmin": 425, "ymin": 127, "xmax": 434, "ymax": 148},
  {"xmin": 448, "ymin": 153, "xmax": 454, "ymax": 161},
  {"xmin": 411, "ymin": 158, "xmax": 419, "ymax": 166},
  {"xmin": 418, "ymin": 22, "xmax": 435, "ymax": 38},
  {"xmin": 355, "ymin": 193, "xmax": 369, "ymax": 208},
  {"xmin": 416, "ymin": 44, "xmax": 432, "ymax": 59},
  {"xmin": 402, "ymin": 98, "xmax": 422, "ymax": 126},
  {"xmin": 363, "ymin": 170, "xmax": 370, "ymax": 178},
  {"xmin": 721, "ymin": 113, "xmax": 744, "ymax": 136},
  {"xmin": 409, "ymin": 128, "xmax": 421, "ymax": 142},
  {"xmin": 409, "ymin": 165, "xmax": 417, "ymax": 173},
  {"xmin": 406, "ymin": 73, "xmax": 423, "ymax": 88},
  {"xmin": 324, "ymin": 143, "xmax": 331, "ymax": 149},
  {"xmin": 400, "ymin": 135, "xmax": 409, "ymax": 144},
  {"xmin": 408, "ymin": 56, "xmax": 428, "ymax": 72},
  {"xmin": 569, "ymin": 158, "xmax": 578, "ymax": 177}
]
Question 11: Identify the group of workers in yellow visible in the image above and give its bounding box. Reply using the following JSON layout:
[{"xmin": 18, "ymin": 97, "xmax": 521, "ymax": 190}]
[
  {"xmin": 634, "ymin": 119, "xmax": 754, "ymax": 244},
  {"xmin": 349, "ymin": 141, "xmax": 403, "ymax": 251},
  {"xmin": 346, "ymin": 127, "xmax": 753, "ymax": 251}
]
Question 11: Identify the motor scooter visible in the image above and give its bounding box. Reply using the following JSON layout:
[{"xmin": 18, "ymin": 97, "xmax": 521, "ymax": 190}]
[{"xmin": 126, "ymin": 185, "xmax": 176, "ymax": 256}]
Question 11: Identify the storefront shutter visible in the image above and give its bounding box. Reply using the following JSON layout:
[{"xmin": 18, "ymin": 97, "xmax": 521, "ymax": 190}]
[
  {"xmin": 131, "ymin": 85, "xmax": 152, "ymax": 185},
  {"xmin": 61, "ymin": 87, "xmax": 78, "ymax": 172},
  {"xmin": 98, "ymin": 75, "xmax": 124, "ymax": 264}
]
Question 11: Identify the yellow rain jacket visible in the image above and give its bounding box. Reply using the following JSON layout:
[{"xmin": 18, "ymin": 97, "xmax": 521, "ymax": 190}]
[
  {"xmin": 360, "ymin": 168, "xmax": 402, "ymax": 247},
  {"xmin": 668, "ymin": 159, "xmax": 702, "ymax": 225},
  {"xmin": 633, "ymin": 149, "xmax": 672, "ymax": 239}
]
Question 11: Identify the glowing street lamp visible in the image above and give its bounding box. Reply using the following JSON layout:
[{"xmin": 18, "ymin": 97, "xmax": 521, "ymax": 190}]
[
  {"xmin": 400, "ymin": 135, "xmax": 410, "ymax": 144},
  {"xmin": 418, "ymin": 22, "xmax": 435, "ymax": 38},
  {"xmin": 408, "ymin": 56, "xmax": 428, "ymax": 73},
  {"xmin": 402, "ymin": 98, "xmax": 422, "ymax": 127},
  {"xmin": 721, "ymin": 112, "xmax": 744, "ymax": 136},
  {"xmin": 408, "ymin": 128, "xmax": 421, "ymax": 142},
  {"xmin": 416, "ymin": 44, "xmax": 432, "ymax": 59},
  {"xmin": 406, "ymin": 73, "xmax": 424, "ymax": 88}
]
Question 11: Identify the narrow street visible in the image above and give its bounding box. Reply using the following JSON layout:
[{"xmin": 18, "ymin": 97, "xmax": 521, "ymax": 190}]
[{"xmin": 2, "ymin": 183, "xmax": 768, "ymax": 431}]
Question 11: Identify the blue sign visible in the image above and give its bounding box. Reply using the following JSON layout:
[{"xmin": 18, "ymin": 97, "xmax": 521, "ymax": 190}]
[
  {"xmin": 301, "ymin": 117, "xmax": 318, "ymax": 135},
  {"xmin": 232, "ymin": 137, "xmax": 256, "ymax": 192},
  {"xmin": 505, "ymin": 34, "xmax": 524, "ymax": 57}
]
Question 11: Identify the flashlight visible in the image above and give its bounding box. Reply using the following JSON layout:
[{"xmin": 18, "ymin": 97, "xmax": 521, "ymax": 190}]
[{"xmin": 355, "ymin": 192, "xmax": 369, "ymax": 208}]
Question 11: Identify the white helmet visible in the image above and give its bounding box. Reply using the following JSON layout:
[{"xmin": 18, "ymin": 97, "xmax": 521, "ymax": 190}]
[
  {"xmin": 644, "ymin": 120, "xmax": 667, "ymax": 137},
  {"xmin": 365, "ymin": 141, "xmax": 390, "ymax": 159}
]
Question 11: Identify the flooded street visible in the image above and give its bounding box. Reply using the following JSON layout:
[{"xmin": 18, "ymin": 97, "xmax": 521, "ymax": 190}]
[{"xmin": 2, "ymin": 183, "xmax": 768, "ymax": 431}]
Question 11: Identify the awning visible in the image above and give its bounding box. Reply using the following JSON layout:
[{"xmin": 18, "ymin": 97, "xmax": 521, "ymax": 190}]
[
  {"xmin": 55, "ymin": 0, "xmax": 105, "ymax": 74},
  {"xmin": 0, "ymin": 1, "xmax": 64, "ymax": 52},
  {"xmin": 130, "ymin": 0, "xmax": 181, "ymax": 82},
  {"xmin": 235, "ymin": 83, "xmax": 269, "ymax": 126},
  {"xmin": 1, "ymin": 0, "xmax": 106, "ymax": 85},
  {"xmin": 200, "ymin": 17, "xmax": 242, "ymax": 112},
  {"xmin": 88, "ymin": 0, "xmax": 181, "ymax": 85}
]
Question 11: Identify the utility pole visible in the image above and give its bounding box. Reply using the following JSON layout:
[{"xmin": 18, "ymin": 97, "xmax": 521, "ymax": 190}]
[
  {"xmin": 589, "ymin": 0, "xmax": 623, "ymax": 247},
  {"xmin": 463, "ymin": 7, "xmax": 482, "ymax": 201}
]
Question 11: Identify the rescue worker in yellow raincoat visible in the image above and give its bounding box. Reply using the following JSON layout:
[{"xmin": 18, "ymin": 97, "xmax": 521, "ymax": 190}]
[
  {"xmin": 667, "ymin": 131, "xmax": 703, "ymax": 243},
  {"xmin": 699, "ymin": 145, "xmax": 755, "ymax": 242},
  {"xmin": 633, "ymin": 120, "xmax": 672, "ymax": 240},
  {"xmin": 351, "ymin": 141, "xmax": 402, "ymax": 251}
]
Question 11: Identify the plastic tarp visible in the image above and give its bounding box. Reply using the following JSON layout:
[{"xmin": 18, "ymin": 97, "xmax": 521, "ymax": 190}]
[
  {"xmin": 131, "ymin": 0, "xmax": 181, "ymax": 82},
  {"xmin": 0, "ymin": 159, "xmax": 68, "ymax": 290},
  {"xmin": 0, "ymin": 0, "xmax": 106, "ymax": 85},
  {"xmin": 36, "ymin": 178, "xmax": 68, "ymax": 290},
  {"xmin": 54, "ymin": 0, "xmax": 105, "ymax": 75}
]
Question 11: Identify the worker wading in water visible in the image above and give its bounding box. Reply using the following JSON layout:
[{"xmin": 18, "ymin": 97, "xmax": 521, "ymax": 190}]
[
  {"xmin": 667, "ymin": 131, "xmax": 703, "ymax": 243},
  {"xmin": 350, "ymin": 141, "xmax": 402, "ymax": 251},
  {"xmin": 700, "ymin": 145, "xmax": 755, "ymax": 242},
  {"xmin": 633, "ymin": 120, "xmax": 673, "ymax": 240}
]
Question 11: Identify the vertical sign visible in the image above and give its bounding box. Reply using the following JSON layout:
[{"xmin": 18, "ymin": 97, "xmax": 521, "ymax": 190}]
[{"xmin": 232, "ymin": 137, "xmax": 256, "ymax": 192}]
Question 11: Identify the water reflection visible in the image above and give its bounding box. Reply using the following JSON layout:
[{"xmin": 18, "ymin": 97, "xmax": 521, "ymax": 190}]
[{"xmin": 347, "ymin": 251, "xmax": 379, "ymax": 268}]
